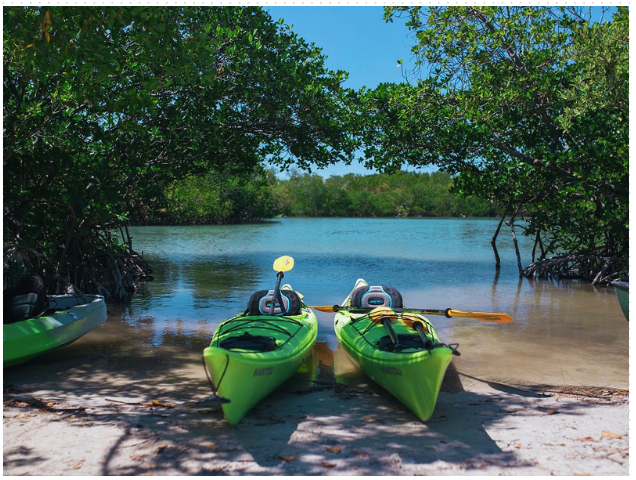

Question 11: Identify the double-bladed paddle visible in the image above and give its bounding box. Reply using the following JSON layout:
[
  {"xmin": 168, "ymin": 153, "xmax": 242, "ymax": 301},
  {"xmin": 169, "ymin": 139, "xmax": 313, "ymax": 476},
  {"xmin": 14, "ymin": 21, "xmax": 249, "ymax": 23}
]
[{"xmin": 309, "ymin": 305, "xmax": 513, "ymax": 323}]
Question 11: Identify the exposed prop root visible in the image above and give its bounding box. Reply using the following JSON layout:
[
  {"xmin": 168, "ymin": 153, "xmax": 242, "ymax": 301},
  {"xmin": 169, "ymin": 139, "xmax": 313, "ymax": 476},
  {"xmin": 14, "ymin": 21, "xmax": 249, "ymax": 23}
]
[
  {"xmin": 32, "ymin": 251, "xmax": 153, "ymax": 300},
  {"xmin": 523, "ymin": 254, "xmax": 627, "ymax": 285},
  {"xmin": 4, "ymin": 231, "xmax": 153, "ymax": 301}
]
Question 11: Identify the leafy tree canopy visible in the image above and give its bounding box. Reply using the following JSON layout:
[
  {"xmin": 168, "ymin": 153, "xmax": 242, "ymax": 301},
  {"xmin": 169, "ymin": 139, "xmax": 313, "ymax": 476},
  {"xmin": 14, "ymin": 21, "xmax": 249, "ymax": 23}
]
[
  {"xmin": 359, "ymin": 6, "xmax": 628, "ymax": 282},
  {"xmin": 3, "ymin": 6, "xmax": 358, "ymax": 295},
  {"xmin": 269, "ymin": 170, "xmax": 498, "ymax": 218}
]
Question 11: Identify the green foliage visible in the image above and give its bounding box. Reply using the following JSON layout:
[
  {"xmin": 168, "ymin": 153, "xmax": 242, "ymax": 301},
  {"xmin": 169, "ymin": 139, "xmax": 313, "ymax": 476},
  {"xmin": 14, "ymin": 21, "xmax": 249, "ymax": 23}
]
[
  {"xmin": 270, "ymin": 170, "xmax": 498, "ymax": 218},
  {"xmin": 3, "ymin": 6, "xmax": 358, "ymax": 294},
  {"xmin": 366, "ymin": 7, "xmax": 628, "ymax": 276},
  {"xmin": 123, "ymin": 168, "xmax": 495, "ymax": 224},
  {"xmin": 135, "ymin": 167, "xmax": 276, "ymax": 225},
  {"xmin": 4, "ymin": 5, "xmax": 627, "ymax": 293},
  {"xmin": 557, "ymin": 7, "xmax": 629, "ymax": 132}
]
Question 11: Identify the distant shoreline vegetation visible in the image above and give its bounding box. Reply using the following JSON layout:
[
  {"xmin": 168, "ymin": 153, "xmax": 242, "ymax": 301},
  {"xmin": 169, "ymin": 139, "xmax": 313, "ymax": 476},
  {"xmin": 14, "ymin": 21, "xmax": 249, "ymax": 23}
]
[{"xmin": 131, "ymin": 169, "xmax": 501, "ymax": 225}]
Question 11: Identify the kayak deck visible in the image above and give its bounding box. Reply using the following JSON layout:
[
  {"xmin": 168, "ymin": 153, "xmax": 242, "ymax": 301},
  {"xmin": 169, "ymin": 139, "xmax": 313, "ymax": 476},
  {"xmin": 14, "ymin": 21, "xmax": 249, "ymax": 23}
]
[
  {"xmin": 203, "ymin": 303, "xmax": 317, "ymax": 425},
  {"xmin": 334, "ymin": 279, "xmax": 455, "ymax": 421}
]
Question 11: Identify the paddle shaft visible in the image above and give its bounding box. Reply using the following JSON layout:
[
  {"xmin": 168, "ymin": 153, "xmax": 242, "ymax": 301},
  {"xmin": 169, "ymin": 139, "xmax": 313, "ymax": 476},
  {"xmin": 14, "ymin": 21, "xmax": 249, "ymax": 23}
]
[
  {"xmin": 309, "ymin": 305, "xmax": 512, "ymax": 323},
  {"xmin": 336, "ymin": 306, "xmax": 451, "ymax": 316},
  {"xmin": 268, "ymin": 271, "xmax": 285, "ymax": 316}
]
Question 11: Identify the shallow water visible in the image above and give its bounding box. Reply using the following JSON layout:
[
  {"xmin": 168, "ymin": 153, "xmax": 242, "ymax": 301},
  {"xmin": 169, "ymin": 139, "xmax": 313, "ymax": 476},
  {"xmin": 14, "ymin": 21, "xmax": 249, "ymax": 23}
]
[{"xmin": 8, "ymin": 218, "xmax": 628, "ymax": 392}]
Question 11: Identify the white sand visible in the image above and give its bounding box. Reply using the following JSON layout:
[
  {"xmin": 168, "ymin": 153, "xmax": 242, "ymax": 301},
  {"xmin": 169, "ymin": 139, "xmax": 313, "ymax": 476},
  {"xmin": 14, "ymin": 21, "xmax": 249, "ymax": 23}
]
[{"xmin": 3, "ymin": 369, "xmax": 629, "ymax": 476}]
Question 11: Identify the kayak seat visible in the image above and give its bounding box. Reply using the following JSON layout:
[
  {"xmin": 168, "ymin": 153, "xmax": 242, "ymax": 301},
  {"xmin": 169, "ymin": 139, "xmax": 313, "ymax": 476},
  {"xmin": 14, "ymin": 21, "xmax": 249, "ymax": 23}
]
[
  {"xmin": 350, "ymin": 285, "xmax": 403, "ymax": 309},
  {"xmin": 3, "ymin": 274, "xmax": 48, "ymax": 324},
  {"xmin": 219, "ymin": 332, "xmax": 277, "ymax": 352},
  {"xmin": 378, "ymin": 334, "xmax": 433, "ymax": 352},
  {"xmin": 246, "ymin": 289, "xmax": 301, "ymax": 316}
]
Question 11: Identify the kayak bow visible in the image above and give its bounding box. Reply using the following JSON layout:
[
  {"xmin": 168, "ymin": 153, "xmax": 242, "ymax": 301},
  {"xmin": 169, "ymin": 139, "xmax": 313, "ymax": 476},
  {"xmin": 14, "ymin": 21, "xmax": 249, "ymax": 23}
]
[{"xmin": 202, "ymin": 287, "xmax": 317, "ymax": 425}]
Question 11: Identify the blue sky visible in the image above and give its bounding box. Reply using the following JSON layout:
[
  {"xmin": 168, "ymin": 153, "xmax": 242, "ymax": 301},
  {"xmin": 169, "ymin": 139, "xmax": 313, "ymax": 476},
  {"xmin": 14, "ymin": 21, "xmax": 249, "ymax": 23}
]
[
  {"xmin": 263, "ymin": 6, "xmax": 615, "ymax": 179},
  {"xmin": 265, "ymin": 6, "xmax": 431, "ymax": 178},
  {"xmin": 267, "ymin": 6, "xmax": 416, "ymax": 91}
]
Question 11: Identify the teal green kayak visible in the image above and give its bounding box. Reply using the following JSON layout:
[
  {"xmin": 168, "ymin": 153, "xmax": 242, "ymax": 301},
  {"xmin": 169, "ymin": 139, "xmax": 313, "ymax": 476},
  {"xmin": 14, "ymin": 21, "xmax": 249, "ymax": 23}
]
[
  {"xmin": 203, "ymin": 284, "xmax": 318, "ymax": 425},
  {"xmin": 612, "ymin": 280, "xmax": 629, "ymax": 321},
  {"xmin": 4, "ymin": 294, "xmax": 108, "ymax": 367},
  {"xmin": 334, "ymin": 279, "xmax": 457, "ymax": 421}
]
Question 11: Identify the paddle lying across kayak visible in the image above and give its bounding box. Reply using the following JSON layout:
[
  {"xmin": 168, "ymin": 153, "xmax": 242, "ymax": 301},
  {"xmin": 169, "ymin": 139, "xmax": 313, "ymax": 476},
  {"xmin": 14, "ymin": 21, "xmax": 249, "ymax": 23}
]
[
  {"xmin": 202, "ymin": 256, "xmax": 318, "ymax": 425},
  {"xmin": 332, "ymin": 279, "xmax": 460, "ymax": 422}
]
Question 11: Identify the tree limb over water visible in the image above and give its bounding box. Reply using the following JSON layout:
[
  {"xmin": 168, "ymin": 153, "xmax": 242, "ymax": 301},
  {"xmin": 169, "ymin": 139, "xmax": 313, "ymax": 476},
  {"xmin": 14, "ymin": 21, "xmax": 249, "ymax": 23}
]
[
  {"xmin": 3, "ymin": 7, "xmax": 627, "ymax": 297},
  {"xmin": 3, "ymin": 6, "xmax": 357, "ymax": 298},
  {"xmin": 371, "ymin": 6, "xmax": 628, "ymax": 284}
]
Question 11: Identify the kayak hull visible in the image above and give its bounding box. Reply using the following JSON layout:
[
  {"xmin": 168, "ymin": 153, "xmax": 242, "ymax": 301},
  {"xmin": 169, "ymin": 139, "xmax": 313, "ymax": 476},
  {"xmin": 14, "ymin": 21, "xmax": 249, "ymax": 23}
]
[
  {"xmin": 334, "ymin": 279, "xmax": 453, "ymax": 421},
  {"xmin": 612, "ymin": 280, "xmax": 629, "ymax": 321},
  {"xmin": 3, "ymin": 294, "xmax": 108, "ymax": 367},
  {"xmin": 337, "ymin": 336, "xmax": 453, "ymax": 421},
  {"xmin": 203, "ymin": 303, "xmax": 317, "ymax": 425}
]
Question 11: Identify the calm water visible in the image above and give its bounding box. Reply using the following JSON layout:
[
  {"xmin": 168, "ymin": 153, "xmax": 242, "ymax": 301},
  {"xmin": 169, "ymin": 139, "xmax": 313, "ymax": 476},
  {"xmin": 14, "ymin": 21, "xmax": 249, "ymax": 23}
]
[{"xmin": 14, "ymin": 218, "xmax": 629, "ymax": 392}]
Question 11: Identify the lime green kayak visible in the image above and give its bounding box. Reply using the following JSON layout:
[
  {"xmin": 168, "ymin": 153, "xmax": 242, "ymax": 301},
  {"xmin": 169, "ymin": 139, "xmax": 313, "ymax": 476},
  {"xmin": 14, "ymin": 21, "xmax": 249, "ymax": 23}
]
[
  {"xmin": 334, "ymin": 279, "xmax": 457, "ymax": 421},
  {"xmin": 203, "ymin": 285, "xmax": 317, "ymax": 425},
  {"xmin": 4, "ymin": 294, "xmax": 108, "ymax": 367}
]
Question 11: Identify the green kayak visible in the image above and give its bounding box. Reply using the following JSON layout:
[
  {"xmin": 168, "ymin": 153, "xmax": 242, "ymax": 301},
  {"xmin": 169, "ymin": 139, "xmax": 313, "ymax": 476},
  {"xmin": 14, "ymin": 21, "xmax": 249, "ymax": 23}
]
[
  {"xmin": 4, "ymin": 294, "xmax": 108, "ymax": 367},
  {"xmin": 203, "ymin": 257, "xmax": 317, "ymax": 425},
  {"xmin": 334, "ymin": 279, "xmax": 458, "ymax": 422},
  {"xmin": 611, "ymin": 280, "xmax": 629, "ymax": 321},
  {"xmin": 203, "ymin": 286, "xmax": 317, "ymax": 425}
]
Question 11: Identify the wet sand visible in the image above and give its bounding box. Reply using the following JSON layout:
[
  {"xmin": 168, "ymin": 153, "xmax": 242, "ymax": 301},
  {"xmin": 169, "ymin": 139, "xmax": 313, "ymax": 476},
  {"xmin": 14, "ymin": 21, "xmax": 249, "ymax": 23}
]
[{"xmin": 3, "ymin": 344, "xmax": 629, "ymax": 476}]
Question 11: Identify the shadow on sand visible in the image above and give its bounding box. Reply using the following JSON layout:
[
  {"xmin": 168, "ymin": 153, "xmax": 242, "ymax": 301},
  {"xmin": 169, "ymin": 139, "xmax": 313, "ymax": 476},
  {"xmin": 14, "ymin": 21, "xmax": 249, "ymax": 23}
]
[{"xmin": 2, "ymin": 339, "xmax": 621, "ymax": 476}]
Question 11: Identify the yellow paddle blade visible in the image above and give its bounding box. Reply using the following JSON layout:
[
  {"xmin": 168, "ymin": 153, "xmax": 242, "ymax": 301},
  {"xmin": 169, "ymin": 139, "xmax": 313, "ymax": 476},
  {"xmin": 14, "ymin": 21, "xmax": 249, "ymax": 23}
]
[
  {"xmin": 447, "ymin": 309, "xmax": 513, "ymax": 323},
  {"xmin": 368, "ymin": 306, "xmax": 398, "ymax": 323},
  {"xmin": 273, "ymin": 255, "xmax": 294, "ymax": 273},
  {"xmin": 310, "ymin": 305, "xmax": 338, "ymax": 313},
  {"xmin": 400, "ymin": 313, "xmax": 430, "ymax": 332}
]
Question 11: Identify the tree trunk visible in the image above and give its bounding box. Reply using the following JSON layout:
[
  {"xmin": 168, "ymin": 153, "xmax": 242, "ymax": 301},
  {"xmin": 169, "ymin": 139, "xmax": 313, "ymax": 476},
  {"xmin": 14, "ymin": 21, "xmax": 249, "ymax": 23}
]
[
  {"xmin": 510, "ymin": 223, "xmax": 524, "ymax": 277},
  {"xmin": 505, "ymin": 206, "xmax": 523, "ymax": 277},
  {"xmin": 491, "ymin": 207, "xmax": 509, "ymax": 270}
]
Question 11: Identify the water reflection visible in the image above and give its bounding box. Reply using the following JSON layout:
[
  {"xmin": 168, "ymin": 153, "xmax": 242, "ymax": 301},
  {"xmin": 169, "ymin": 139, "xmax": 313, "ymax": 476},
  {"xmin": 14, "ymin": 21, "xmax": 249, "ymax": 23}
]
[
  {"xmin": 124, "ymin": 219, "xmax": 628, "ymax": 390},
  {"xmin": 7, "ymin": 218, "xmax": 626, "ymax": 393}
]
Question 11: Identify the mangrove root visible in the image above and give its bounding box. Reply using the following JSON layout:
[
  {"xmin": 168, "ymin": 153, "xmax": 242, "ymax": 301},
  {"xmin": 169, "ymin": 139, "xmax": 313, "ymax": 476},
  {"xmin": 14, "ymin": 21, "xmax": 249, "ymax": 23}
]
[{"xmin": 523, "ymin": 254, "xmax": 627, "ymax": 285}]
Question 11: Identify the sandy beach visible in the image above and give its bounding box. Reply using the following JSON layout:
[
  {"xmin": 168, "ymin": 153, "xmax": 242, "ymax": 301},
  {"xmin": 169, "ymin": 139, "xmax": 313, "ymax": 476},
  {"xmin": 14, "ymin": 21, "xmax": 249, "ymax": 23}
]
[{"xmin": 3, "ymin": 346, "xmax": 629, "ymax": 476}]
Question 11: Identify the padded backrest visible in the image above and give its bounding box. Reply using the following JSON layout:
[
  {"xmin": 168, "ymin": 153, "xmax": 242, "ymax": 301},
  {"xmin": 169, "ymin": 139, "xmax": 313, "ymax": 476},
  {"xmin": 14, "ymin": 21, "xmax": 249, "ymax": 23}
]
[
  {"xmin": 350, "ymin": 285, "xmax": 403, "ymax": 309},
  {"xmin": 3, "ymin": 274, "xmax": 48, "ymax": 324},
  {"xmin": 246, "ymin": 289, "xmax": 302, "ymax": 316}
]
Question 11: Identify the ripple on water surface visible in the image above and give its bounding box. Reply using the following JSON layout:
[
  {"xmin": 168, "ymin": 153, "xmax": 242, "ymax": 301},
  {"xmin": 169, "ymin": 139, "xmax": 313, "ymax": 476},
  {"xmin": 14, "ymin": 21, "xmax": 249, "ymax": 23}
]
[{"xmin": 9, "ymin": 218, "xmax": 627, "ymax": 392}]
